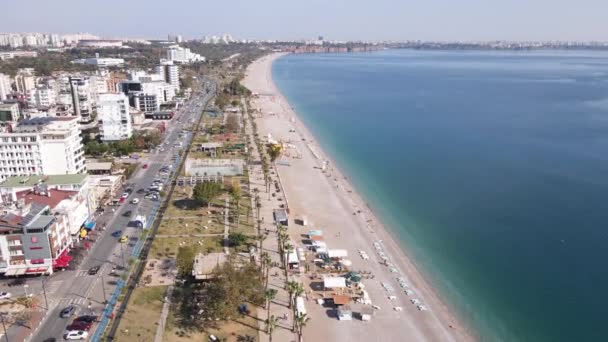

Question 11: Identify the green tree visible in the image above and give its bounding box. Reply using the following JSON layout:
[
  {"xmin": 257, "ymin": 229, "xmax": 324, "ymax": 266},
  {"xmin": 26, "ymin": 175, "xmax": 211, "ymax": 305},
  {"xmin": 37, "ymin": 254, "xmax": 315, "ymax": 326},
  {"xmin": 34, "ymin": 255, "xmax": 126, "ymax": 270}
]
[
  {"xmin": 264, "ymin": 289, "xmax": 277, "ymax": 323},
  {"xmin": 230, "ymin": 183, "xmax": 242, "ymax": 230},
  {"xmin": 192, "ymin": 182, "xmax": 223, "ymax": 207},
  {"xmin": 227, "ymin": 232, "xmax": 248, "ymax": 248},
  {"xmin": 266, "ymin": 315, "xmax": 278, "ymax": 340},
  {"xmin": 176, "ymin": 245, "xmax": 195, "ymax": 278},
  {"xmin": 295, "ymin": 312, "xmax": 310, "ymax": 342}
]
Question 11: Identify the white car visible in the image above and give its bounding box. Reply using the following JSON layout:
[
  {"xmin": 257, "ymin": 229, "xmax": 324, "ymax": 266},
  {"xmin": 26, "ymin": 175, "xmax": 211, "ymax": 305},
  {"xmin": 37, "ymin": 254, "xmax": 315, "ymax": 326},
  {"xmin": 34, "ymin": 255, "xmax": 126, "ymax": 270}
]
[
  {"xmin": 121, "ymin": 192, "xmax": 129, "ymax": 199},
  {"xmin": 0, "ymin": 292, "xmax": 11, "ymax": 299},
  {"xmin": 131, "ymin": 198, "xmax": 140, "ymax": 204},
  {"xmin": 64, "ymin": 330, "xmax": 88, "ymax": 340}
]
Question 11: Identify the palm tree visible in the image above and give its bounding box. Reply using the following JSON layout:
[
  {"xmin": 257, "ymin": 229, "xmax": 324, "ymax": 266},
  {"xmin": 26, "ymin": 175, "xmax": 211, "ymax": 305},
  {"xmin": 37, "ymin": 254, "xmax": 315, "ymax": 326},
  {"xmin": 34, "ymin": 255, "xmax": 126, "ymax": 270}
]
[
  {"xmin": 263, "ymin": 253, "xmax": 272, "ymax": 288},
  {"xmin": 286, "ymin": 280, "xmax": 300, "ymax": 309},
  {"xmin": 231, "ymin": 184, "xmax": 242, "ymax": 231},
  {"xmin": 295, "ymin": 312, "xmax": 310, "ymax": 342},
  {"xmin": 266, "ymin": 315, "xmax": 278, "ymax": 340},
  {"xmin": 264, "ymin": 289, "xmax": 277, "ymax": 322},
  {"xmin": 258, "ymin": 234, "xmax": 267, "ymax": 251},
  {"xmin": 283, "ymin": 242, "xmax": 294, "ymax": 271},
  {"xmin": 291, "ymin": 283, "xmax": 305, "ymax": 331}
]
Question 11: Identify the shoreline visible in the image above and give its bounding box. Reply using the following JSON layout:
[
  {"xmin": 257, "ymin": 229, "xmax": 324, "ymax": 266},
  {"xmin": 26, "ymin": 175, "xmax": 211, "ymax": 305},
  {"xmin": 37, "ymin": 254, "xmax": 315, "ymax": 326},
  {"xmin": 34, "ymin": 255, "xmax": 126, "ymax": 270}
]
[{"xmin": 244, "ymin": 52, "xmax": 475, "ymax": 341}]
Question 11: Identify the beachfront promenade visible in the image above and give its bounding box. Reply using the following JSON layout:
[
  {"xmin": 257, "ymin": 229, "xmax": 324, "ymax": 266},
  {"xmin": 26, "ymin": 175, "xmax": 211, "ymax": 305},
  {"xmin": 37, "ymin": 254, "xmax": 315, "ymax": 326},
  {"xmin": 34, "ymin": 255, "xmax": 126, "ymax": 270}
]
[{"xmin": 243, "ymin": 53, "xmax": 473, "ymax": 342}]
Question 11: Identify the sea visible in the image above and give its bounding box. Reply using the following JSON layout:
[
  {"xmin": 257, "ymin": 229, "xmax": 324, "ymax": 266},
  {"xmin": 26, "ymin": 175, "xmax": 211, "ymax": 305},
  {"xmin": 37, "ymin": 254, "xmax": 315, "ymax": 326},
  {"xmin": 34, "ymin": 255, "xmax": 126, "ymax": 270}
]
[{"xmin": 272, "ymin": 49, "xmax": 608, "ymax": 342}]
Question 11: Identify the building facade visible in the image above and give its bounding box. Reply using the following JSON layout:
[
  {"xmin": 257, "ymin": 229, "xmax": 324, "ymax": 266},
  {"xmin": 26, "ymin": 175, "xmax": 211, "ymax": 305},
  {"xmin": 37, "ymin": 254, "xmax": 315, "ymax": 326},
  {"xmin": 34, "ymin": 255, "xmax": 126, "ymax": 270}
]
[
  {"xmin": 98, "ymin": 93, "xmax": 132, "ymax": 141},
  {"xmin": 0, "ymin": 117, "xmax": 86, "ymax": 182},
  {"xmin": 69, "ymin": 77, "xmax": 93, "ymax": 123}
]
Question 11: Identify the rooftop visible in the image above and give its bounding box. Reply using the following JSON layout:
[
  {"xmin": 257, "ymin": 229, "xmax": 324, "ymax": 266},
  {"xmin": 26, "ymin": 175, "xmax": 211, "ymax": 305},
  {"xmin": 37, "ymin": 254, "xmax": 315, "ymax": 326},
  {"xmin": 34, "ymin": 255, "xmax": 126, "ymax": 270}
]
[
  {"xmin": 192, "ymin": 252, "xmax": 228, "ymax": 280},
  {"xmin": 17, "ymin": 188, "xmax": 78, "ymax": 209},
  {"xmin": 0, "ymin": 174, "xmax": 87, "ymax": 188}
]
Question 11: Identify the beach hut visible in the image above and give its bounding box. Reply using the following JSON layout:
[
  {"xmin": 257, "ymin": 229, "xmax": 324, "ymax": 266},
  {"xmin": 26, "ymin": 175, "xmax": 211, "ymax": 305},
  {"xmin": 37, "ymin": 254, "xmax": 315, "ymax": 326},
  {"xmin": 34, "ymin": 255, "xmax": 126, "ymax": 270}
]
[
  {"xmin": 308, "ymin": 230, "xmax": 323, "ymax": 237},
  {"xmin": 288, "ymin": 249, "xmax": 299, "ymax": 270},
  {"xmin": 273, "ymin": 209, "xmax": 289, "ymax": 226}
]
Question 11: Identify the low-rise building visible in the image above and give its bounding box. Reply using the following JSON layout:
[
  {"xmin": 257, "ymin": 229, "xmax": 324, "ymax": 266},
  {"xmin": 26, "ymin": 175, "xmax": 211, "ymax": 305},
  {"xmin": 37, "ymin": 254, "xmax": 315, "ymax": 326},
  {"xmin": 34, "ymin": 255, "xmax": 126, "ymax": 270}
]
[
  {"xmin": 0, "ymin": 103, "xmax": 20, "ymax": 123},
  {"xmin": 184, "ymin": 158, "xmax": 245, "ymax": 176}
]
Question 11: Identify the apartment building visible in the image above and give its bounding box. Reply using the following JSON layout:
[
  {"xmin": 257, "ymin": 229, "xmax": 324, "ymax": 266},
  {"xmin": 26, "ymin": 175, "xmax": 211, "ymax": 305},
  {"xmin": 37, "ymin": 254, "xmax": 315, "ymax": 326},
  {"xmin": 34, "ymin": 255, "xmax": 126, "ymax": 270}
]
[
  {"xmin": 0, "ymin": 73, "xmax": 11, "ymax": 101},
  {"xmin": 98, "ymin": 93, "xmax": 132, "ymax": 141},
  {"xmin": 0, "ymin": 103, "xmax": 20, "ymax": 124},
  {"xmin": 0, "ymin": 200, "xmax": 72, "ymax": 276},
  {"xmin": 0, "ymin": 117, "xmax": 86, "ymax": 183},
  {"xmin": 69, "ymin": 76, "xmax": 93, "ymax": 123},
  {"xmin": 156, "ymin": 61, "xmax": 180, "ymax": 90}
]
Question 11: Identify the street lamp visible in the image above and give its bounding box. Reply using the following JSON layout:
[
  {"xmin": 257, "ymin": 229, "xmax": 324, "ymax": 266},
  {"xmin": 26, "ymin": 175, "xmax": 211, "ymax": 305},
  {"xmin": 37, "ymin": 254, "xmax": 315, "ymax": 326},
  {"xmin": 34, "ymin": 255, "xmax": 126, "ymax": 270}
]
[
  {"xmin": 41, "ymin": 276, "xmax": 49, "ymax": 310},
  {"xmin": 0, "ymin": 312, "xmax": 7, "ymax": 342}
]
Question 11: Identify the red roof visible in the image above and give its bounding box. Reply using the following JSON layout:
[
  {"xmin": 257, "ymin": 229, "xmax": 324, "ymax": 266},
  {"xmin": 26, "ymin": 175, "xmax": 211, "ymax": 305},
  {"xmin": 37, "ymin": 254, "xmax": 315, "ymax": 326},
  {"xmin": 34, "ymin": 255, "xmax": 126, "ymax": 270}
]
[{"xmin": 17, "ymin": 189, "xmax": 78, "ymax": 209}]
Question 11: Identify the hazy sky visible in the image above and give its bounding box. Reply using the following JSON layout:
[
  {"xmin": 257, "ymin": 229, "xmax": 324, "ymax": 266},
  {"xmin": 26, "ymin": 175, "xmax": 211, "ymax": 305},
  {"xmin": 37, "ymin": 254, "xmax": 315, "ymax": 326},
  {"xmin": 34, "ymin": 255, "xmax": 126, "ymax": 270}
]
[{"xmin": 3, "ymin": 0, "xmax": 607, "ymax": 41}]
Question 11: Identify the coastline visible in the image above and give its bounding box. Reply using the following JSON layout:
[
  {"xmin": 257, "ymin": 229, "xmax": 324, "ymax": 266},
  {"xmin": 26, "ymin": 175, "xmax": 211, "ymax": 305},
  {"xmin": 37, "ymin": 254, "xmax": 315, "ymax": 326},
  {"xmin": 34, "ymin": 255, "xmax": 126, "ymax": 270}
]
[{"xmin": 244, "ymin": 52, "xmax": 475, "ymax": 341}]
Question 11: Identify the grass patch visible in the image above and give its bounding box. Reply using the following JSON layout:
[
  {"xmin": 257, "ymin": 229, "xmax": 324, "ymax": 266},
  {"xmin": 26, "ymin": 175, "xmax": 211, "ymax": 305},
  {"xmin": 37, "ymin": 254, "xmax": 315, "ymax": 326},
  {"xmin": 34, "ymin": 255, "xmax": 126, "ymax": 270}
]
[
  {"xmin": 114, "ymin": 286, "xmax": 167, "ymax": 342},
  {"xmin": 158, "ymin": 217, "xmax": 225, "ymax": 236},
  {"xmin": 150, "ymin": 236, "xmax": 224, "ymax": 259}
]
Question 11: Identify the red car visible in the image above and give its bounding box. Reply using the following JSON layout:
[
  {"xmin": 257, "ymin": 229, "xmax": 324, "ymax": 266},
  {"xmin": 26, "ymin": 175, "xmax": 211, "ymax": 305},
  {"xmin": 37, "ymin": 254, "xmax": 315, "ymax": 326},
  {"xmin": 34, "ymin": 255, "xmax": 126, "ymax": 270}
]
[
  {"xmin": 142, "ymin": 164, "xmax": 148, "ymax": 169},
  {"xmin": 67, "ymin": 321, "xmax": 92, "ymax": 331}
]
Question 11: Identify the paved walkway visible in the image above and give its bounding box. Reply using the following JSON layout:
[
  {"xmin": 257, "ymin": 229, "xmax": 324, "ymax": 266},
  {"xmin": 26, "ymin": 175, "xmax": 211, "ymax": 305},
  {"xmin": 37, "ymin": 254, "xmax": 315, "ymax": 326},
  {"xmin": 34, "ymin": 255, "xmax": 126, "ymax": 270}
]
[
  {"xmin": 243, "ymin": 102, "xmax": 296, "ymax": 342},
  {"xmin": 154, "ymin": 285, "xmax": 174, "ymax": 342},
  {"xmin": 224, "ymin": 198, "xmax": 230, "ymax": 254}
]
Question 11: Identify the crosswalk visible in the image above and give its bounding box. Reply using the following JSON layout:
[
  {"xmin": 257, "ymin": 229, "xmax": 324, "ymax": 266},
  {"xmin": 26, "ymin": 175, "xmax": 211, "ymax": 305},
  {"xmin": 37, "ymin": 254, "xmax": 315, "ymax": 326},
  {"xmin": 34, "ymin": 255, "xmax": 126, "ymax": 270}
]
[
  {"xmin": 47, "ymin": 296, "xmax": 91, "ymax": 309},
  {"xmin": 74, "ymin": 270, "xmax": 92, "ymax": 277}
]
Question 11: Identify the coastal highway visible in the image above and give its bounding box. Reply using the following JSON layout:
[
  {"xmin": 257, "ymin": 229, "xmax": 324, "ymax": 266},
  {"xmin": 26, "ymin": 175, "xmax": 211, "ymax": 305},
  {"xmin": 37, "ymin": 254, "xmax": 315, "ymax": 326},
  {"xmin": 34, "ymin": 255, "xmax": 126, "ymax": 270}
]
[{"xmin": 29, "ymin": 81, "xmax": 215, "ymax": 342}]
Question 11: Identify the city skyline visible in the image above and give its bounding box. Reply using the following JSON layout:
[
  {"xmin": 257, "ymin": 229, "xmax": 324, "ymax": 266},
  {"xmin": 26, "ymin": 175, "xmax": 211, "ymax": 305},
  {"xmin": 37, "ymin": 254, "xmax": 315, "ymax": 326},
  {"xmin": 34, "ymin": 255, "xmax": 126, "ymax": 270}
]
[{"xmin": 3, "ymin": 0, "xmax": 608, "ymax": 42}]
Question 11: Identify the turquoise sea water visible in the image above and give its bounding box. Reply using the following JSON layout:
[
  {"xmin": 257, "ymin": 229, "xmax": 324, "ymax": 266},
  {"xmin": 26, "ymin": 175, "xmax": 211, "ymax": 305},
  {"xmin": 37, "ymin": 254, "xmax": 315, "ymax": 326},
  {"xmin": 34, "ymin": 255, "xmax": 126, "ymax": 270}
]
[{"xmin": 272, "ymin": 50, "xmax": 608, "ymax": 342}]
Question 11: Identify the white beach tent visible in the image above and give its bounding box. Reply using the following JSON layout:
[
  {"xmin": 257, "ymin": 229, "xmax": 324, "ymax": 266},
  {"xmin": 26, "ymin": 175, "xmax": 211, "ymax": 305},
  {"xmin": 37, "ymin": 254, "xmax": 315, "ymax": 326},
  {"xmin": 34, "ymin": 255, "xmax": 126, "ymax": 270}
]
[
  {"xmin": 296, "ymin": 296, "xmax": 307, "ymax": 316},
  {"xmin": 324, "ymin": 276, "xmax": 347, "ymax": 289},
  {"xmin": 328, "ymin": 249, "xmax": 348, "ymax": 258}
]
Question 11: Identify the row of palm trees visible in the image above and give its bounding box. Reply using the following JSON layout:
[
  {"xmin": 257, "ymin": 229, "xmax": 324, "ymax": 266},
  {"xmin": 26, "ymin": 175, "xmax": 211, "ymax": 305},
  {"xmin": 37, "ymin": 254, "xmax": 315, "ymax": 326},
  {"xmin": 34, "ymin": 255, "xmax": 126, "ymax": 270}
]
[{"xmin": 246, "ymin": 97, "xmax": 311, "ymax": 342}]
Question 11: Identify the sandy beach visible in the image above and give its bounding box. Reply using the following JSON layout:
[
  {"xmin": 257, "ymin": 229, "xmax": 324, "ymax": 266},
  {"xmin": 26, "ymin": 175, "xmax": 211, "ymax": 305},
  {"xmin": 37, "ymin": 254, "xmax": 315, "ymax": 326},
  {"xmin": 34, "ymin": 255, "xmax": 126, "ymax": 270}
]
[{"xmin": 243, "ymin": 52, "xmax": 474, "ymax": 342}]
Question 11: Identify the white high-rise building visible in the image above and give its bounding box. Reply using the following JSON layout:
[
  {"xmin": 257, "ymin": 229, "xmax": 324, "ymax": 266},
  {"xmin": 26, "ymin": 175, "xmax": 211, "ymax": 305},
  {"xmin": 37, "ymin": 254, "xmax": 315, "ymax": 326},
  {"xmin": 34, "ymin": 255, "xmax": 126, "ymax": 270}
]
[
  {"xmin": 15, "ymin": 70, "xmax": 36, "ymax": 94},
  {"xmin": 0, "ymin": 117, "xmax": 85, "ymax": 182},
  {"xmin": 0, "ymin": 74, "xmax": 11, "ymax": 101},
  {"xmin": 29, "ymin": 87, "xmax": 56, "ymax": 108},
  {"xmin": 69, "ymin": 77, "xmax": 93, "ymax": 123},
  {"xmin": 166, "ymin": 46, "xmax": 204, "ymax": 64},
  {"xmin": 157, "ymin": 61, "xmax": 179, "ymax": 90},
  {"xmin": 98, "ymin": 93, "xmax": 132, "ymax": 141}
]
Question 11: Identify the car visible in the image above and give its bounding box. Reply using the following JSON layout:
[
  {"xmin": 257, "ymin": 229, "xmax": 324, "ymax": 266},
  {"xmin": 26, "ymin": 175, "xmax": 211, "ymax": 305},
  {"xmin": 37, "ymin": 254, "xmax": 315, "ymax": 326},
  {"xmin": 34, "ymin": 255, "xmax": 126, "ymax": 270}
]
[
  {"xmin": 74, "ymin": 315, "xmax": 97, "ymax": 323},
  {"xmin": 88, "ymin": 266, "xmax": 100, "ymax": 275},
  {"xmin": 125, "ymin": 188, "xmax": 133, "ymax": 194},
  {"xmin": 118, "ymin": 197, "xmax": 126, "ymax": 203},
  {"xmin": 0, "ymin": 292, "xmax": 11, "ymax": 300},
  {"xmin": 136, "ymin": 188, "xmax": 146, "ymax": 194},
  {"xmin": 41, "ymin": 338, "xmax": 56, "ymax": 342},
  {"xmin": 142, "ymin": 164, "xmax": 148, "ymax": 169},
  {"xmin": 119, "ymin": 235, "xmax": 128, "ymax": 243},
  {"xmin": 64, "ymin": 330, "xmax": 88, "ymax": 340},
  {"xmin": 7, "ymin": 278, "xmax": 25, "ymax": 287},
  {"xmin": 111, "ymin": 230, "xmax": 122, "ymax": 238},
  {"xmin": 123, "ymin": 210, "xmax": 132, "ymax": 217},
  {"xmin": 60, "ymin": 305, "xmax": 76, "ymax": 318},
  {"xmin": 67, "ymin": 321, "xmax": 92, "ymax": 331},
  {"xmin": 131, "ymin": 198, "xmax": 140, "ymax": 204}
]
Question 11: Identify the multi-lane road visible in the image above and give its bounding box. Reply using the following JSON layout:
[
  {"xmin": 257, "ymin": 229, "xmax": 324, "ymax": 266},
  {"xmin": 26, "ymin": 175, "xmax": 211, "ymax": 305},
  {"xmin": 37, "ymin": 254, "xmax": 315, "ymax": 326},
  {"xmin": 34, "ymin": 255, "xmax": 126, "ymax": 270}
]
[{"xmin": 24, "ymin": 80, "xmax": 216, "ymax": 342}]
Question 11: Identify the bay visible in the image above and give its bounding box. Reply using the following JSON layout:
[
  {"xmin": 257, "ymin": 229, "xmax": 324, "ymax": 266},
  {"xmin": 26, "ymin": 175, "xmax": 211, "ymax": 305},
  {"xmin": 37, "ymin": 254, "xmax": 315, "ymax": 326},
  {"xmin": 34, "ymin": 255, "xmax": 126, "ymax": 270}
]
[{"xmin": 272, "ymin": 49, "xmax": 608, "ymax": 341}]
